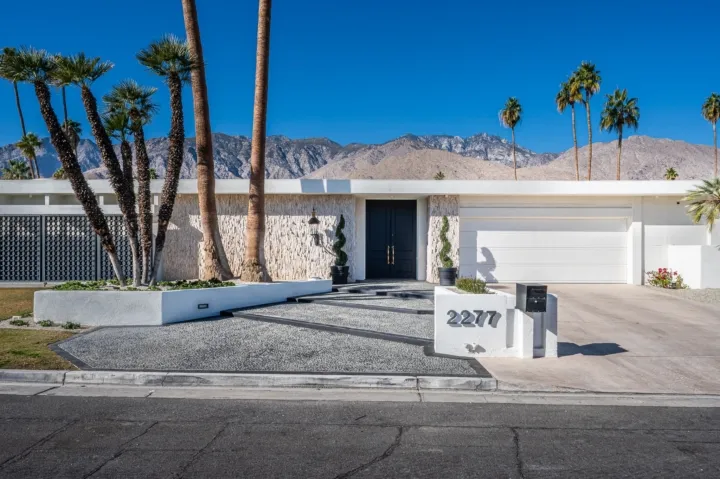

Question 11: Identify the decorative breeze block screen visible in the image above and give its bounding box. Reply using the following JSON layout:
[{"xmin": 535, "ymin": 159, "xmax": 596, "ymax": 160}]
[
  {"xmin": 99, "ymin": 216, "xmax": 134, "ymax": 280},
  {"xmin": 0, "ymin": 216, "xmax": 41, "ymax": 281},
  {"xmin": 44, "ymin": 216, "xmax": 97, "ymax": 281}
]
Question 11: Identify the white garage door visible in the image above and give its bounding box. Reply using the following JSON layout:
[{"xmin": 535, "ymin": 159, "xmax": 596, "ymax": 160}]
[{"xmin": 459, "ymin": 207, "xmax": 630, "ymax": 283}]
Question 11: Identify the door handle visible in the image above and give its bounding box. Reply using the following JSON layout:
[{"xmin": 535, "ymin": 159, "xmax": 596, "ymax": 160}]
[
  {"xmin": 387, "ymin": 245, "xmax": 390, "ymax": 265},
  {"xmin": 392, "ymin": 245, "xmax": 395, "ymax": 265}
]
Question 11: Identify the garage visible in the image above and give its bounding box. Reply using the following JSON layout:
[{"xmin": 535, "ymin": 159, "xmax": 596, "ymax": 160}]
[{"xmin": 458, "ymin": 205, "xmax": 631, "ymax": 283}]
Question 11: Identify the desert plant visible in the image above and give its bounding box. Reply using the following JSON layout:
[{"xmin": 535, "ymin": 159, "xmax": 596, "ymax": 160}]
[
  {"xmin": 434, "ymin": 170, "xmax": 445, "ymax": 180},
  {"xmin": 62, "ymin": 119, "xmax": 82, "ymax": 156},
  {"xmin": 9, "ymin": 319, "xmax": 30, "ymax": 326},
  {"xmin": 665, "ymin": 167, "xmax": 678, "ymax": 180},
  {"xmin": 455, "ymin": 277, "xmax": 490, "ymax": 294},
  {"xmin": 575, "ymin": 62, "xmax": 602, "ymax": 180},
  {"xmin": 600, "ymin": 88, "xmax": 640, "ymax": 180},
  {"xmin": 52, "ymin": 167, "xmax": 67, "ymax": 179},
  {"xmin": 439, "ymin": 216, "xmax": 453, "ymax": 268},
  {"xmin": 702, "ymin": 93, "xmax": 720, "ymax": 177},
  {"xmin": 1, "ymin": 159, "xmax": 32, "ymax": 179},
  {"xmin": 556, "ymin": 74, "xmax": 583, "ymax": 180},
  {"xmin": 333, "ymin": 214, "xmax": 348, "ymax": 267},
  {"xmin": 0, "ymin": 48, "xmax": 30, "ymax": 163},
  {"xmin": 61, "ymin": 321, "xmax": 82, "ymax": 330},
  {"xmin": 500, "ymin": 97, "xmax": 522, "ymax": 180},
  {"xmin": 684, "ymin": 178, "xmax": 720, "ymax": 232},
  {"xmin": 16, "ymin": 133, "xmax": 42, "ymax": 178},
  {"xmin": 38, "ymin": 320, "xmax": 54, "ymax": 327}
]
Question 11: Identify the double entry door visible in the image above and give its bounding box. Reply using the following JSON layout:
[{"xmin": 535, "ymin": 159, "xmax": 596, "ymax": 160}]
[{"xmin": 366, "ymin": 200, "xmax": 417, "ymax": 279}]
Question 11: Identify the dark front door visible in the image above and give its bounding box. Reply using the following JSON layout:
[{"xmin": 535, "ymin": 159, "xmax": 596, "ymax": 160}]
[{"xmin": 366, "ymin": 200, "xmax": 417, "ymax": 279}]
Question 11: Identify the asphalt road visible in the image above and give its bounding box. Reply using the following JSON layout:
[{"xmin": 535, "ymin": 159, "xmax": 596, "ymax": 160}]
[{"xmin": 0, "ymin": 395, "xmax": 718, "ymax": 478}]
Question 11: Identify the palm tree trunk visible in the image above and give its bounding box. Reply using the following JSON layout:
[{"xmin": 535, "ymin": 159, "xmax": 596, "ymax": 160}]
[
  {"xmin": 133, "ymin": 122, "xmax": 153, "ymax": 284},
  {"xmin": 571, "ymin": 103, "xmax": 579, "ymax": 181},
  {"xmin": 586, "ymin": 98, "xmax": 592, "ymax": 180},
  {"xmin": 80, "ymin": 85, "xmax": 141, "ymax": 286},
  {"xmin": 240, "ymin": 0, "xmax": 272, "ymax": 282},
  {"xmin": 714, "ymin": 122, "xmax": 718, "ymax": 177},
  {"xmin": 182, "ymin": 0, "xmax": 233, "ymax": 281},
  {"xmin": 120, "ymin": 140, "xmax": 141, "ymax": 284},
  {"xmin": 616, "ymin": 130, "xmax": 623, "ymax": 181},
  {"xmin": 61, "ymin": 86, "xmax": 68, "ymax": 134},
  {"xmin": 13, "ymin": 82, "xmax": 27, "ymax": 137},
  {"xmin": 33, "ymin": 80, "xmax": 125, "ymax": 285},
  {"xmin": 512, "ymin": 128, "xmax": 517, "ymax": 180},
  {"xmin": 30, "ymin": 154, "xmax": 39, "ymax": 179},
  {"xmin": 149, "ymin": 74, "xmax": 186, "ymax": 286}
]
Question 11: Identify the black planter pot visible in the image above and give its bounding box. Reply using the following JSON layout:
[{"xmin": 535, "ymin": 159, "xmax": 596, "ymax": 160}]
[
  {"xmin": 438, "ymin": 267, "xmax": 457, "ymax": 286},
  {"xmin": 331, "ymin": 265, "xmax": 350, "ymax": 285}
]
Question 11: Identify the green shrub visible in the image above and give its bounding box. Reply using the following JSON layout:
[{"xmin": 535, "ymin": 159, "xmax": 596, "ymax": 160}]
[
  {"xmin": 9, "ymin": 319, "xmax": 30, "ymax": 327},
  {"xmin": 61, "ymin": 321, "xmax": 82, "ymax": 330},
  {"xmin": 38, "ymin": 320, "xmax": 54, "ymax": 327},
  {"xmin": 53, "ymin": 281, "xmax": 108, "ymax": 291},
  {"xmin": 333, "ymin": 215, "xmax": 348, "ymax": 267},
  {"xmin": 455, "ymin": 277, "xmax": 490, "ymax": 294},
  {"xmin": 157, "ymin": 279, "xmax": 235, "ymax": 290},
  {"xmin": 439, "ymin": 216, "xmax": 453, "ymax": 268}
]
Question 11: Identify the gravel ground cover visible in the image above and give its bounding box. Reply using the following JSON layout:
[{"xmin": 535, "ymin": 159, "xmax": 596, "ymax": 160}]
[
  {"xmin": 297, "ymin": 293, "xmax": 433, "ymax": 311},
  {"xmin": 644, "ymin": 286, "xmax": 720, "ymax": 305},
  {"xmin": 57, "ymin": 316, "xmax": 479, "ymax": 376}
]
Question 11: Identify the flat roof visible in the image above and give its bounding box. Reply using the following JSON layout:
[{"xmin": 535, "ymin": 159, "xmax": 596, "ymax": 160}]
[{"xmin": 0, "ymin": 179, "xmax": 702, "ymax": 197}]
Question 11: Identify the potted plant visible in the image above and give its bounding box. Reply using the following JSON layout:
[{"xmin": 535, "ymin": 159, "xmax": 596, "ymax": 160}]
[
  {"xmin": 438, "ymin": 215, "xmax": 457, "ymax": 286},
  {"xmin": 331, "ymin": 214, "xmax": 349, "ymax": 284}
]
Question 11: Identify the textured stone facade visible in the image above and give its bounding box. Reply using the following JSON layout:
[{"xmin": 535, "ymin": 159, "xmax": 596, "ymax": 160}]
[
  {"xmin": 164, "ymin": 195, "xmax": 355, "ymax": 281},
  {"xmin": 426, "ymin": 195, "xmax": 459, "ymax": 283}
]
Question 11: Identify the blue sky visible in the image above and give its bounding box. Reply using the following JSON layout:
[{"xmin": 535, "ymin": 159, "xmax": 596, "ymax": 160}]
[{"xmin": 1, "ymin": 0, "xmax": 719, "ymax": 153}]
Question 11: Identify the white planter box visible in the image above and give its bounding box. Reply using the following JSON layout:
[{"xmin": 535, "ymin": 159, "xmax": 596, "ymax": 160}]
[
  {"xmin": 668, "ymin": 245, "xmax": 720, "ymax": 289},
  {"xmin": 434, "ymin": 286, "xmax": 558, "ymax": 359},
  {"xmin": 34, "ymin": 279, "xmax": 332, "ymax": 327}
]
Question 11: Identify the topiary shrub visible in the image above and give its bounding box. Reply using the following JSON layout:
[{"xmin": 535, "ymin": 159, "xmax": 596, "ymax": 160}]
[
  {"xmin": 333, "ymin": 214, "xmax": 348, "ymax": 267},
  {"xmin": 439, "ymin": 216, "xmax": 453, "ymax": 268}
]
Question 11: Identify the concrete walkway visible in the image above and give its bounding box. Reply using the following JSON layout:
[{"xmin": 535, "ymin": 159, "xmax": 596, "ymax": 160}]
[{"xmin": 482, "ymin": 284, "xmax": 720, "ymax": 394}]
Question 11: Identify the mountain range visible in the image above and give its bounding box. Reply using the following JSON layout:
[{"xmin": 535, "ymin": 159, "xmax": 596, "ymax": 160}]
[{"xmin": 0, "ymin": 133, "xmax": 716, "ymax": 181}]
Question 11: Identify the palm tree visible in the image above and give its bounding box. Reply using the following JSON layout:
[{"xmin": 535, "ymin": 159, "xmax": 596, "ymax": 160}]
[
  {"xmin": 575, "ymin": 62, "xmax": 602, "ymax": 180},
  {"xmin": 50, "ymin": 57, "xmax": 73, "ymax": 140},
  {"xmin": 104, "ymin": 80, "xmax": 158, "ymax": 283},
  {"xmin": 499, "ymin": 97, "xmax": 522, "ymax": 180},
  {"xmin": 149, "ymin": 168, "xmax": 158, "ymax": 179},
  {"xmin": 600, "ymin": 88, "xmax": 640, "ymax": 180},
  {"xmin": 16, "ymin": 133, "xmax": 42, "ymax": 179},
  {"xmin": 181, "ymin": 0, "xmax": 233, "ymax": 281},
  {"xmin": 556, "ymin": 75, "xmax": 583, "ymax": 180},
  {"xmin": 138, "ymin": 35, "xmax": 196, "ymax": 285},
  {"xmin": 14, "ymin": 47, "xmax": 125, "ymax": 284},
  {"xmin": 1, "ymin": 159, "xmax": 32, "ymax": 179},
  {"xmin": 54, "ymin": 53, "xmax": 142, "ymax": 286},
  {"xmin": 52, "ymin": 167, "xmax": 67, "ymax": 179},
  {"xmin": 62, "ymin": 119, "xmax": 82, "ymax": 156},
  {"xmin": 0, "ymin": 48, "xmax": 28, "ymax": 139},
  {"xmin": 684, "ymin": 178, "xmax": 720, "ymax": 232},
  {"xmin": 665, "ymin": 167, "xmax": 678, "ymax": 181},
  {"xmin": 702, "ymin": 93, "xmax": 720, "ymax": 177},
  {"xmin": 103, "ymin": 109, "xmax": 133, "ymax": 182},
  {"xmin": 240, "ymin": 0, "xmax": 273, "ymax": 282}
]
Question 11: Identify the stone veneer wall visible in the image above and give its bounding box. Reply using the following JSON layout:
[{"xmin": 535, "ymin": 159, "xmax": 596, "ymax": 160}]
[
  {"xmin": 426, "ymin": 195, "xmax": 459, "ymax": 283},
  {"xmin": 163, "ymin": 195, "xmax": 356, "ymax": 281}
]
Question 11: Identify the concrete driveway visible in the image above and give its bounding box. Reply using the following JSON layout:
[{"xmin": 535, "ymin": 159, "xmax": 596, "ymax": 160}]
[{"xmin": 480, "ymin": 284, "xmax": 720, "ymax": 394}]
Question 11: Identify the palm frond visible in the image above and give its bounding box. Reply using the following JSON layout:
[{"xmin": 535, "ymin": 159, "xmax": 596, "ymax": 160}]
[
  {"xmin": 683, "ymin": 178, "xmax": 720, "ymax": 232},
  {"xmin": 600, "ymin": 88, "xmax": 640, "ymax": 134},
  {"xmin": 499, "ymin": 97, "xmax": 522, "ymax": 129},
  {"xmin": 137, "ymin": 34, "xmax": 197, "ymax": 83},
  {"xmin": 52, "ymin": 53, "xmax": 113, "ymax": 87},
  {"xmin": 6, "ymin": 47, "xmax": 56, "ymax": 83},
  {"xmin": 701, "ymin": 93, "xmax": 720, "ymax": 124},
  {"xmin": 575, "ymin": 61, "xmax": 602, "ymax": 100},
  {"xmin": 104, "ymin": 79, "xmax": 159, "ymax": 126},
  {"xmin": 16, "ymin": 133, "xmax": 42, "ymax": 158},
  {"xmin": 102, "ymin": 109, "xmax": 131, "ymax": 142}
]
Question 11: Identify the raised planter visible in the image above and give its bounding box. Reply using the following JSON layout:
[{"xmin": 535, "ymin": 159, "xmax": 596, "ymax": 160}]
[
  {"xmin": 434, "ymin": 286, "xmax": 558, "ymax": 358},
  {"xmin": 34, "ymin": 279, "xmax": 332, "ymax": 327},
  {"xmin": 331, "ymin": 266, "xmax": 349, "ymax": 285}
]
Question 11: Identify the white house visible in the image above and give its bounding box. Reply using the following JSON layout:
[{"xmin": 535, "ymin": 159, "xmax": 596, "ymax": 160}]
[{"xmin": 1, "ymin": 179, "xmax": 717, "ymax": 286}]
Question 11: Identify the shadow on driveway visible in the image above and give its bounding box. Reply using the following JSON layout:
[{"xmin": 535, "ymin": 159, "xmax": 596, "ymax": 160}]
[{"xmin": 558, "ymin": 342, "xmax": 628, "ymax": 357}]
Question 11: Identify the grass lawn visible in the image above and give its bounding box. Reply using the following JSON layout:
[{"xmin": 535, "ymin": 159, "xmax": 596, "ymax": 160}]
[
  {"xmin": 0, "ymin": 288, "xmax": 39, "ymax": 320},
  {"xmin": 0, "ymin": 288, "xmax": 77, "ymax": 370},
  {"xmin": 0, "ymin": 330, "xmax": 76, "ymax": 370}
]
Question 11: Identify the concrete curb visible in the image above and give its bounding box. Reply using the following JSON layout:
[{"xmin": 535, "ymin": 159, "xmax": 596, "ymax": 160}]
[{"xmin": 0, "ymin": 369, "xmax": 497, "ymax": 391}]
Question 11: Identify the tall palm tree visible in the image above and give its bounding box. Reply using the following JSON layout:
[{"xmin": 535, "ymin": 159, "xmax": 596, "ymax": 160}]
[
  {"xmin": 556, "ymin": 75, "xmax": 583, "ymax": 180},
  {"xmin": 575, "ymin": 62, "xmax": 602, "ymax": 180},
  {"xmin": 1, "ymin": 159, "xmax": 32, "ymax": 179},
  {"xmin": 499, "ymin": 97, "xmax": 522, "ymax": 181},
  {"xmin": 138, "ymin": 35, "xmax": 196, "ymax": 285},
  {"xmin": 103, "ymin": 109, "xmax": 133, "ymax": 182},
  {"xmin": 600, "ymin": 88, "xmax": 640, "ymax": 180},
  {"xmin": 16, "ymin": 133, "xmax": 42, "ymax": 178},
  {"xmin": 701, "ymin": 93, "xmax": 720, "ymax": 177},
  {"xmin": 54, "ymin": 53, "xmax": 142, "ymax": 286},
  {"xmin": 104, "ymin": 80, "xmax": 158, "ymax": 283},
  {"xmin": 14, "ymin": 47, "xmax": 125, "ymax": 284},
  {"xmin": 181, "ymin": 0, "xmax": 233, "ymax": 281},
  {"xmin": 684, "ymin": 178, "xmax": 720, "ymax": 232},
  {"xmin": 240, "ymin": 0, "xmax": 273, "ymax": 282},
  {"xmin": 50, "ymin": 57, "xmax": 73, "ymax": 140},
  {"xmin": 0, "ymin": 48, "xmax": 28, "ymax": 138},
  {"xmin": 62, "ymin": 119, "xmax": 82, "ymax": 156}
]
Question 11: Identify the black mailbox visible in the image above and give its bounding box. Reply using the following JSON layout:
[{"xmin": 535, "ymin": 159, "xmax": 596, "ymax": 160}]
[{"xmin": 516, "ymin": 283, "xmax": 547, "ymax": 313}]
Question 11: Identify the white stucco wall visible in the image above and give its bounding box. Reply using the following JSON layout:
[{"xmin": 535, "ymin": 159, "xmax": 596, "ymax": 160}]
[{"xmin": 164, "ymin": 195, "xmax": 356, "ymax": 281}]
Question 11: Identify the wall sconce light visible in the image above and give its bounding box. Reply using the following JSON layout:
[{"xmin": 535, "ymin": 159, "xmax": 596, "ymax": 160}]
[{"xmin": 308, "ymin": 207, "xmax": 321, "ymax": 246}]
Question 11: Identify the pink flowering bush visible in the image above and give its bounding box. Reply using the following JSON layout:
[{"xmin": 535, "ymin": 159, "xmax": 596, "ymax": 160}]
[{"xmin": 646, "ymin": 268, "xmax": 688, "ymax": 289}]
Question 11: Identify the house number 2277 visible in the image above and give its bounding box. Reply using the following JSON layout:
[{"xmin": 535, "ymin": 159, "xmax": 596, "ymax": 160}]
[{"xmin": 446, "ymin": 310, "xmax": 499, "ymax": 326}]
